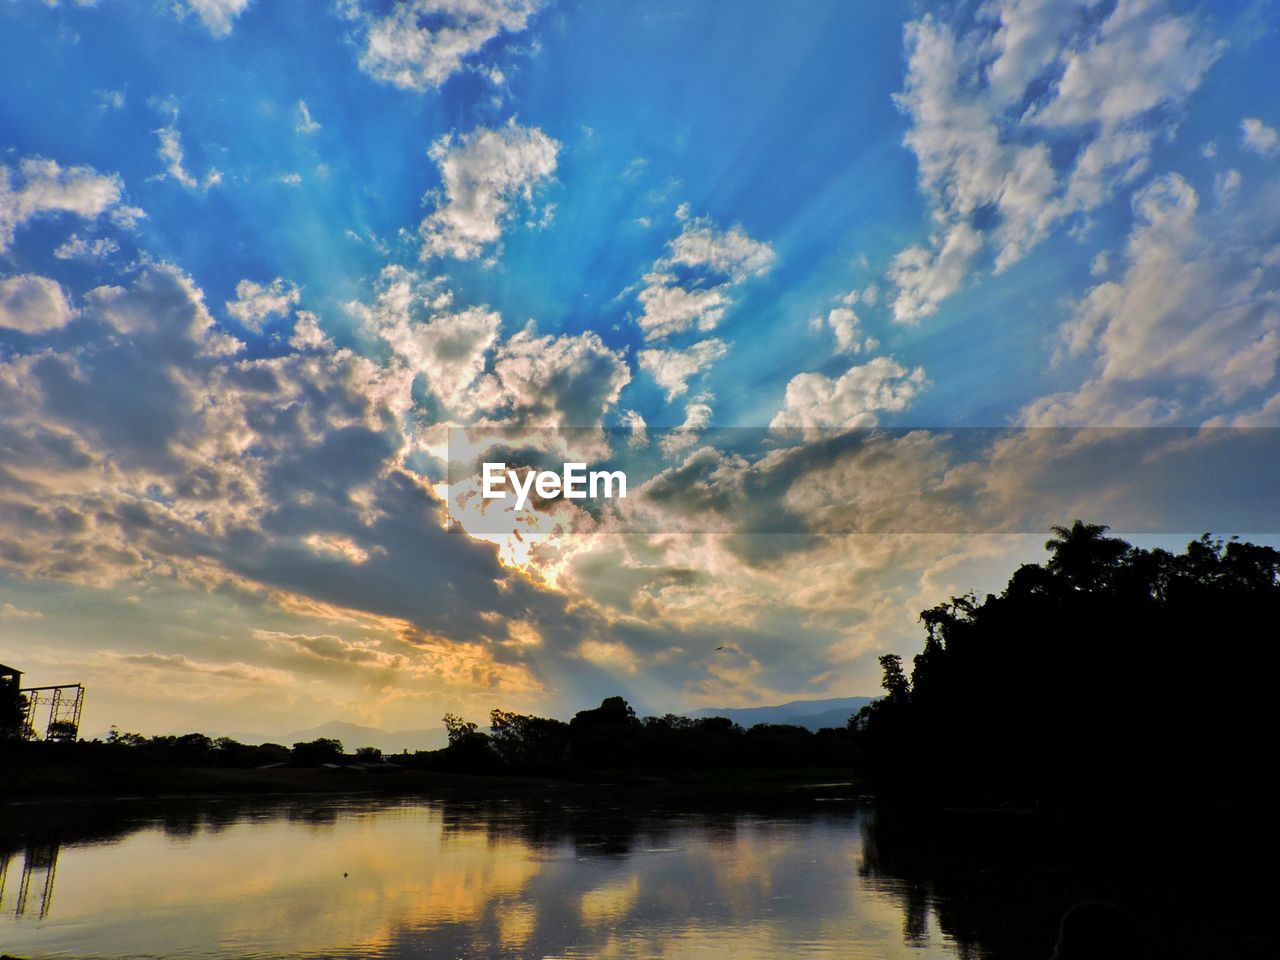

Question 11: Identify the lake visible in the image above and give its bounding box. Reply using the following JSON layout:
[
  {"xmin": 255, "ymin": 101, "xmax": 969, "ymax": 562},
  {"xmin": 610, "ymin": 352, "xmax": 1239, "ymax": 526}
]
[
  {"xmin": 0, "ymin": 792, "xmax": 1257, "ymax": 959},
  {"xmin": 0, "ymin": 793, "xmax": 972, "ymax": 960}
]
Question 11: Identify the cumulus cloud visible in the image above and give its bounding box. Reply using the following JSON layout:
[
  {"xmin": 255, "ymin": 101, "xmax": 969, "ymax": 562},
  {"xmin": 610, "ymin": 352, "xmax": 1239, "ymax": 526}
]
[
  {"xmin": 0, "ymin": 262, "xmax": 597, "ymax": 700},
  {"xmin": 178, "ymin": 0, "xmax": 252, "ymax": 37},
  {"xmin": 635, "ymin": 214, "xmax": 774, "ymax": 341},
  {"xmin": 1241, "ymin": 117, "xmax": 1279, "ymax": 157},
  {"xmin": 770, "ymin": 357, "xmax": 926, "ymax": 430},
  {"xmin": 226, "ymin": 277, "xmax": 301, "ymax": 331},
  {"xmin": 357, "ymin": 266, "xmax": 501, "ymax": 408},
  {"xmin": 1026, "ymin": 172, "xmax": 1280, "ymax": 425},
  {"xmin": 0, "ymin": 274, "xmax": 76, "ymax": 333},
  {"xmin": 343, "ymin": 0, "xmax": 545, "ymax": 92},
  {"xmin": 638, "ymin": 338, "xmax": 728, "ymax": 401},
  {"xmin": 482, "ymin": 325, "xmax": 631, "ymax": 429},
  {"xmin": 0, "ymin": 156, "xmax": 123, "ymax": 253},
  {"xmin": 888, "ymin": 0, "xmax": 1221, "ymax": 323},
  {"xmin": 419, "ymin": 120, "xmax": 560, "ymax": 261}
]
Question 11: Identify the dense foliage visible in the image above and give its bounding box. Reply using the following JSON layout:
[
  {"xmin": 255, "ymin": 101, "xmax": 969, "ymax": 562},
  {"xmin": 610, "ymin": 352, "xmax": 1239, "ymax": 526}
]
[
  {"xmin": 850, "ymin": 522, "xmax": 1277, "ymax": 817},
  {"xmin": 430, "ymin": 696, "xmax": 855, "ymax": 775}
]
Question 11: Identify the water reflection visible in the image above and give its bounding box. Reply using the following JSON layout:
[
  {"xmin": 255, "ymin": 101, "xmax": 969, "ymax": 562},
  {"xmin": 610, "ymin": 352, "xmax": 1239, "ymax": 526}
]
[
  {"xmin": 2, "ymin": 795, "xmax": 1259, "ymax": 959},
  {"xmin": 0, "ymin": 795, "xmax": 959, "ymax": 960},
  {"xmin": 0, "ymin": 842, "xmax": 60, "ymax": 920}
]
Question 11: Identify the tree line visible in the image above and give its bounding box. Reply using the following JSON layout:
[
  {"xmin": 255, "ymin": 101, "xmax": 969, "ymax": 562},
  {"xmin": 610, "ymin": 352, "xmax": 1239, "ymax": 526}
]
[{"xmin": 850, "ymin": 521, "xmax": 1276, "ymax": 821}]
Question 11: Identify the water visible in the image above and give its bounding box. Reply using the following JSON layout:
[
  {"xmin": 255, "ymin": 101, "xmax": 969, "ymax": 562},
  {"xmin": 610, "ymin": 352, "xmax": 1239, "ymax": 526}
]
[
  {"xmin": 0, "ymin": 795, "xmax": 960, "ymax": 960},
  {"xmin": 1, "ymin": 793, "xmax": 1261, "ymax": 959}
]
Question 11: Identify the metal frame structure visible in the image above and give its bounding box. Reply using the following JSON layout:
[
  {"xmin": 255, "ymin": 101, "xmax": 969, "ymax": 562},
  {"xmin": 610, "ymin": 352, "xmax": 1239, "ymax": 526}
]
[{"xmin": 19, "ymin": 683, "xmax": 86, "ymax": 742}]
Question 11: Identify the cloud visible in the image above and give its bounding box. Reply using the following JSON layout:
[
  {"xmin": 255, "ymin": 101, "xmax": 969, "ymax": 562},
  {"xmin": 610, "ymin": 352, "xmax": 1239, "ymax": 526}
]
[
  {"xmin": 343, "ymin": 0, "xmax": 545, "ymax": 92},
  {"xmin": 815, "ymin": 307, "xmax": 876, "ymax": 355},
  {"xmin": 419, "ymin": 120, "xmax": 560, "ymax": 261},
  {"xmin": 53, "ymin": 234, "xmax": 120, "ymax": 260},
  {"xmin": 105, "ymin": 651, "xmax": 287, "ymax": 684},
  {"xmin": 357, "ymin": 267, "xmax": 501, "ymax": 408},
  {"xmin": 1214, "ymin": 168, "xmax": 1242, "ymax": 206},
  {"xmin": 295, "ymin": 99, "xmax": 321, "ymax": 135},
  {"xmin": 770, "ymin": 357, "xmax": 926, "ymax": 430},
  {"xmin": 1241, "ymin": 117, "xmax": 1279, "ymax": 157},
  {"xmin": 154, "ymin": 119, "xmax": 222, "ymax": 192},
  {"xmin": 660, "ymin": 395, "xmax": 714, "ymax": 455},
  {"xmin": 888, "ymin": 1, "xmax": 1221, "ymax": 323},
  {"xmin": 254, "ymin": 629, "xmax": 410, "ymax": 671},
  {"xmin": 0, "ymin": 262, "xmax": 594, "ymax": 696},
  {"xmin": 481, "ymin": 325, "xmax": 631, "ymax": 429},
  {"xmin": 0, "ymin": 156, "xmax": 123, "ymax": 253},
  {"xmin": 178, "ymin": 0, "xmax": 252, "ymax": 38},
  {"xmin": 1025, "ymin": 0, "xmax": 1221, "ymax": 129},
  {"xmin": 635, "ymin": 214, "xmax": 774, "ymax": 341},
  {"xmin": 225, "ymin": 278, "xmax": 300, "ymax": 331},
  {"xmin": 0, "ymin": 274, "xmax": 76, "ymax": 333},
  {"xmin": 0, "ymin": 602, "xmax": 42, "ymax": 621},
  {"xmin": 887, "ymin": 223, "xmax": 983, "ymax": 325},
  {"xmin": 638, "ymin": 338, "xmax": 728, "ymax": 401},
  {"xmin": 1025, "ymin": 172, "xmax": 1280, "ymax": 425}
]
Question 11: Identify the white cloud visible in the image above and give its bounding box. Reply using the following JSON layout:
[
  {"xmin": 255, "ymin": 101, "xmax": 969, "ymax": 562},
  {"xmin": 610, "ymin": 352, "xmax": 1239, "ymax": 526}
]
[
  {"xmin": 1241, "ymin": 117, "xmax": 1279, "ymax": 157},
  {"xmin": 638, "ymin": 338, "xmax": 728, "ymax": 401},
  {"xmin": 0, "ymin": 274, "xmax": 75, "ymax": 333},
  {"xmin": 1026, "ymin": 172, "xmax": 1280, "ymax": 425},
  {"xmin": 153, "ymin": 118, "xmax": 222, "ymax": 192},
  {"xmin": 1027, "ymin": 0, "xmax": 1221, "ymax": 129},
  {"xmin": 295, "ymin": 100, "xmax": 320, "ymax": 135},
  {"xmin": 53, "ymin": 233, "xmax": 120, "ymax": 260},
  {"xmin": 1214, "ymin": 168, "xmax": 1242, "ymax": 206},
  {"xmin": 346, "ymin": 0, "xmax": 545, "ymax": 93},
  {"xmin": 888, "ymin": 223, "xmax": 983, "ymax": 325},
  {"xmin": 887, "ymin": 0, "xmax": 1221, "ymax": 323},
  {"xmin": 770, "ymin": 357, "xmax": 926, "ymax": 430},
  {"xmin": 483, "ymin": 325, "xmax": 631, "ymax": 429},
  {"xmin": 816, "ymin": 306, "xmax": 879, "ymax": 354},
  {"xmin": 419, "ymin": 120, "xmax": 560, "ymax": 261},
  {"xmin": 358, "ymin": 267, "xmax": 502, "ymax": 408},
  {"xmin": 178, "ymin": 0, "xmax": 252, "ymax": 37},
  {"xmin": 0, "ymin": 156, "xmax": 123, "ymax": 253},
  {"xmin": 226, "ymin": 277, "xmax": 300, "ymax": 331},
  {"xmin": 635, "ymin": 214, "xmax": 774, "ymax": 341},
  {"xmin": 660, "ymin": 394, "xmax": 715, "ymax": 455}
]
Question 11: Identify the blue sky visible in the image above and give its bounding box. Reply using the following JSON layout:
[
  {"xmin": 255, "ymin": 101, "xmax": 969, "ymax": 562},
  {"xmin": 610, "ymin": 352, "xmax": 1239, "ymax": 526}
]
[{"xmin": 1, "ymin": 0, "xmax": 1278, "ymax": 736}]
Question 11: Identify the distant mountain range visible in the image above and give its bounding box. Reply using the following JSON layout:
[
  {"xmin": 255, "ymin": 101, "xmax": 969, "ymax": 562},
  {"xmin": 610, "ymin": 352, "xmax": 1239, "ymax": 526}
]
[
  {"xmin": 219, "ymin": 720, "xmax": 448, "ymax": 755},
  {"xmin": 689, "ymin": 696, "xmax": 876, "ymax": 731}
]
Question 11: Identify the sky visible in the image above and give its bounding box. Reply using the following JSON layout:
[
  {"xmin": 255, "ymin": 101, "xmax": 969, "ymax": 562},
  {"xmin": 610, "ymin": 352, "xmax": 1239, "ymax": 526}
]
[{"xmin": 1, "ymin": 0, "xmax": 1278, "ymax": 738}]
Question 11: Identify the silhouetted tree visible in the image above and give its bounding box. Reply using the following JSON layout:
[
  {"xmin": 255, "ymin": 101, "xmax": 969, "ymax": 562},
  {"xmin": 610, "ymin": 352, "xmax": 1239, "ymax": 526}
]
[
  {"xmin": 851, "ymin": 523, "xmax": 1278, "ymax": 821},
  {"xmin": 291, "ymin": 738, "xmax": 343, "ymax": 765}
]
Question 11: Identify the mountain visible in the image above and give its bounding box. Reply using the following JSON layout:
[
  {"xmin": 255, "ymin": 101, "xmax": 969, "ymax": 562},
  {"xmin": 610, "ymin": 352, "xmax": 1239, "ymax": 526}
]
[
  {"xmin": 219, "ymin": 721, "xmax": 448, "ymax": 755},
  {"xmin": 688, "ymin": 696, "xmax": 876, "ymax": 732}
]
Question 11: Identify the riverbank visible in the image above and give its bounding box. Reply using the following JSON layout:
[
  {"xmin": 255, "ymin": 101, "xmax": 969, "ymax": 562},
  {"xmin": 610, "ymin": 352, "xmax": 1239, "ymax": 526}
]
[{"xmin": 0, "ymin": 753, "xmax": 866, "ymax": 805}]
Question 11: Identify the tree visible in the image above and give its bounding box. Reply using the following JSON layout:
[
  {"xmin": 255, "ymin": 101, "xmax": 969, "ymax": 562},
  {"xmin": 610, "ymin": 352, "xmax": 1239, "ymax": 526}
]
[
  {"xmin": 1044, "ymin": 520, "xmax": 1128, "ymax": 591},
  {"xmin": 443, "ymin": 713, "xmax": 478, "ymax": 746},
  {"xmin": 291, "ymin": 738, "xmax": 343, "ymax": 764},
  {"xmin": 879, "ymin": 654, "xmax": 911, "ymax": 702}
]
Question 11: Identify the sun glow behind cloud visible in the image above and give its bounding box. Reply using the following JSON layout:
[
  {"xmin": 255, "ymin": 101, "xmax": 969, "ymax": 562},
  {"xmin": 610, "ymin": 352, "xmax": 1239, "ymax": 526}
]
[{"xmin": 0, "ymin": 0, "xmax": 1278, "ymax": 735}]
